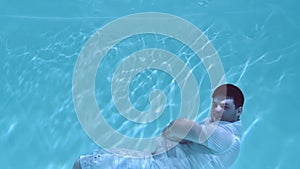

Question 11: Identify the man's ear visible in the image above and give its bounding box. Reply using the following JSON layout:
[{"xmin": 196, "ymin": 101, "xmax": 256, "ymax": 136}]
[{"xmin": 236, "ymin": 107, "xmax": 243, "ymax": 117}]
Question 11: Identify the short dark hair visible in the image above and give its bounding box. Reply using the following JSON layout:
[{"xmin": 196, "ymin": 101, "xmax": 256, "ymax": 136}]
[{"xmin": 212, "ymin": 84, "xmax": 244, "ymax": 108}]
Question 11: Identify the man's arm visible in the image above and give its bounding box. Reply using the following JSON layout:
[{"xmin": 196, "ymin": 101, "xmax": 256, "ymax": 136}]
[
  {"xmin": 162, "ymin": 118, "xmax": 236, "ymax": 153},
  {"xmin": 162, "ymin": 118, "xmax": 206, "ymax": 143}
]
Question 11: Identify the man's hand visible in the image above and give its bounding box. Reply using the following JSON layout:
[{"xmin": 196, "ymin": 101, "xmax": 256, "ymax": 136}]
[
  {"xmin": 162, "ymin": 122, "xmax": 182, "ymax": 142},
  {"xmin": 162, "ymin": 118, "xmax": 196, "ymax": 142}
]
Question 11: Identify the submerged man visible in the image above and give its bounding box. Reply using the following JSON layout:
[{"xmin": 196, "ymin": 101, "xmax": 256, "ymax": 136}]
[{"xmin": 73, "ymin": 84, "xmax": 244, "ymax": 169}]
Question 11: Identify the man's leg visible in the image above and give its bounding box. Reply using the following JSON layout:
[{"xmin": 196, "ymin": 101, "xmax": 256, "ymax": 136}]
[{"xmin": 72, "ymin": 158, "xmax": 82, "ymax": 169}]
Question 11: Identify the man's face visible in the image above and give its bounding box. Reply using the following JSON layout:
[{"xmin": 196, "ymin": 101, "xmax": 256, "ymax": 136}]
[{"xmin": 210, "ymin": 95, "xmax": 240, "ymax": 122}]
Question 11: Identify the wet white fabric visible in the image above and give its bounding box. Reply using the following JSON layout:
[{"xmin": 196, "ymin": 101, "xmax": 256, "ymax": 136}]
[{"xmin": 79, "ymin": 120, "xmax": 242, "ymax": 169}]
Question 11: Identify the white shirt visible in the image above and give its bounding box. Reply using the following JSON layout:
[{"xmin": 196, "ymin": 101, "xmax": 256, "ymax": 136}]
[{"xmin": 79, "ymin": 120, "xmax": 242, "ymax": 169}]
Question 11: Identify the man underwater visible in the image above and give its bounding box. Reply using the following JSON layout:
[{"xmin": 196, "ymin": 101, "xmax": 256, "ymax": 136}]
[{"xmin": 73, "ymin": 84, "xmax": 244, "ymax": 169}]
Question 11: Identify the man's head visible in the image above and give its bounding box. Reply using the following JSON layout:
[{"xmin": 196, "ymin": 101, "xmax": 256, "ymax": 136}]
[{"xmin": 210, "ymin": 84, "xmax": 244, "ymax": 122}]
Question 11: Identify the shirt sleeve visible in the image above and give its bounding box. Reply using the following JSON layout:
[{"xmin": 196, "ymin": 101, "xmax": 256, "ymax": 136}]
[{"xmin": 202, "ymin": 124, "xmax": 236, "ymax": 154}]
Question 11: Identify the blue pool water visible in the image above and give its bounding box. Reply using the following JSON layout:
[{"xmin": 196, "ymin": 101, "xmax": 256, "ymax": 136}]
[{"xmin": 1, "ymin": 0, "xmax": 299, "ymax": 168}]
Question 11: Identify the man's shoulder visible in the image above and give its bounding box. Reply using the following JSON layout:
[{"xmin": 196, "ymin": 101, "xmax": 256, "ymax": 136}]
[{"xmin": 219, "ymin": 120, "xmax": 242, "ymax": 137}]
